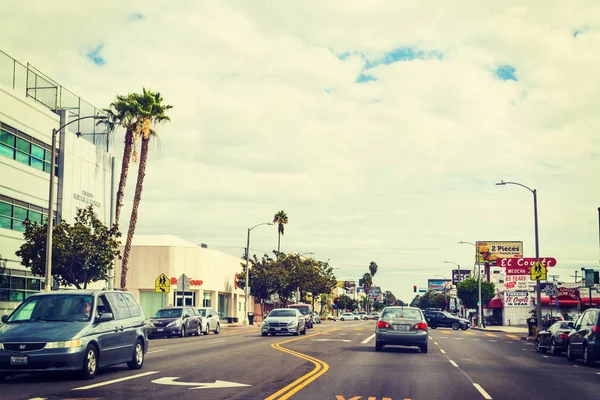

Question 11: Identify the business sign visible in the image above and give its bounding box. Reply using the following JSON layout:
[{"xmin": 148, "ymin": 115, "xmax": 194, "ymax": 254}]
[
  {"xmin": 504, "ymin": 275, "xmax": 529, "ymax": 290},
  {"xmin": 476, "ymin": 241, "xmax": 523, "ymax": 266},
  {"xmin": 452, "ymin": 269, "xmax": 471, "ymax": 285},
  {"xmin": 504, "ymin": 291, "xmax": 530, "ymax": 307},
  {"xmin": 369, "ymin": 286, "xmax": 381, "ymax": 299},
  {"xmin": 428, "ymin": 279, "xmax": 451, "ymax": 292},
  {"xmin": 497, "ymin": 257, "xmax": 556, "ymax": 269}
]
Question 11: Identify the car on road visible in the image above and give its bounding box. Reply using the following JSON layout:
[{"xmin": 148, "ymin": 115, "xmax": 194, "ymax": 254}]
[
  {"xmin": 261, "ymin": 308, "xmax": 306, "ymax": 336},
  {"xmin": 196, "ymin": 307, "xmax": 221, "ymax": 335},
  {"xmin": 0, "ymin": 289, "xmax": 148, "ymax": 380},
  {"xmin": 566, "ymin": 308, "xmax": 600, "ymax": 366},
  {"xmin": 357, "ymin": 311, "xmax": 368, "ymax": 320},
  {"xmin": 535, "ymin": 320, "xmax": 574, "ymax": 355},
  {"xmin": 147, "ymin": 306, "xmax": 202, "ymax": 338},
  {"xmin": 340, "ymin": 312, "xmax": 358, "ymax": 321},
  {"xmin": 324, "ymin": 313, "xmax": 337, "ymax": 321},
  {"xmin": 424, "ymin": 310, "xmax": 470, "ymax": 330},
  {"xmin": 311, "ymin": 312, "xmax": 321, "ymax": 324},
  {"xmin": 366, "ymin": 312, "xmax": 380, "ymax": 320},
  {"xmin": 287, "ymin": 303, "xmax": 314, "ymax": 329},
  {"xmin": 375, "ymin": 306, "xmax": 428, "ymax": 353}
]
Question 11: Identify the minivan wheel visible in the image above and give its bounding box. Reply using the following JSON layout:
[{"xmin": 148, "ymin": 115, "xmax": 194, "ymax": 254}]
[
  {"xmin": 127, "ymin": 340, "xmax": 144, "ymax": 370},
  {"xmin": 195, "ymin": 325, "xmax": 201, "ymax": 336},
  {"xmin": 583, "ymin": 344, "xmax": 594, "ymax": 366},
  {"xmin": 214, "ymin": 323, "xmax": 220, "ymax": 334},
  {"xmin": 451, "ymin": 322, "xmax": 459, "ymax": 330},
  {"xmin": 203, "ymin": 323, "xmax": 209, "ymax": 335},
  {"xmin": 180, "ymin": 326, "xmax": 186, "ymax": 338},
  {"xmin": 80, "ymin": 345, "xmax": 98, "ymax": 379},
  {"xmin": 567, "ymin": 342, "xmax": 575, "ymax": 361}
]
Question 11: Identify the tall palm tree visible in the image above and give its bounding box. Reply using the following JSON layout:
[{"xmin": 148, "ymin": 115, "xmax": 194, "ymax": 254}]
[
  {"xmin": 273, "ymin": 210, "xmax": 288, "ymax": 252},
  {"xmin": 119, "ymin": 88, "xmax": 172, "ymax": 288},
  {"xmin": 369, "ymin": 261, "xmax": 378, "ymax": 279}
]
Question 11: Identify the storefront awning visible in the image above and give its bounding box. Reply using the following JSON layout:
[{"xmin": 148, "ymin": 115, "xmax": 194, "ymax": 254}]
[{"xmin": 487, "ymin": 297, "xmax": 503, "ymax": 309}]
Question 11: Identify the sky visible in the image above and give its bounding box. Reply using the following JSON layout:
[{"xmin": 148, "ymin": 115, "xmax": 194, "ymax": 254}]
[{"xmin": 1, "ymin": 1, "xmax": 600, "ymax": 303}]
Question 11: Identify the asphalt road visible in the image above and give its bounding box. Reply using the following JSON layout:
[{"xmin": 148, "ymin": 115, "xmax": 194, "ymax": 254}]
[{"xmin": 2, "ymin": 321, "xmax": 599, "ymax": 400}]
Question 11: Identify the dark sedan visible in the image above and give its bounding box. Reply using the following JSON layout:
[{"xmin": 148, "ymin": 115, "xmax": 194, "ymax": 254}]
[
  {"xmin": 535, "ymin": 321, "xmax": 574, "ymax": 355},
  {"xmin": 147, "ymin": 307, "xmax": 201, "ymax": 338},
  {"xmin": 424, "ymin": 310, "xmax": 470, "ymax": 330}
]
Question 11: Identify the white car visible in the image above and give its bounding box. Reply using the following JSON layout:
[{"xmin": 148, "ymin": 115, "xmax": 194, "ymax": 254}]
[
  {"xmin": 340, "ymin": 312, "xmax": 358, "ymax": 321},
  {"xmin": 197, "ymin": 307, "xmax": 220, "ymax": 334}
]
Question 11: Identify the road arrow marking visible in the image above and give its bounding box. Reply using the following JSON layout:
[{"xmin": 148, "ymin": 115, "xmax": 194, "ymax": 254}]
[
  {"xmin": 310, "ymin": 339, "xmax": 351, "ymax": 342},
  {"xmin": 152, "ymin": 377, "xmax": 250, "ymax": 390}
]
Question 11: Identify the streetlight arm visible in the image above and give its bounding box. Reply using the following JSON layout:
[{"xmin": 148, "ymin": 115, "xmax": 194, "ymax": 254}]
[
  {"xmin": 55, "ymin": 115, "xmax": 107, "ymax": 133},
  {"xmin": 250, "ymin": 222, "xmax": 273, "ymax": 231},
  {"xmin": 443, "ymin": 260, "xmax": 459, "ymax": 267},
  {"xmin": 457, "ymin": 241, "xmax": 476, "ymax": 247},
  {"xmin": 496, "ymin": 180, "xmax": 534, "ymax": 194}
]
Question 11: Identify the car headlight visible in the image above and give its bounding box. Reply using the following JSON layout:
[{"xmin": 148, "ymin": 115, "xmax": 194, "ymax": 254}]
[
  {"xmin": 45, "ymin": 339, "xmax": 82, "ymax": 349},
  {"xmin": 288, "ymin": 321, "xmax": 296, "ymax": 326},
  {"xmin": 0, "ymin": 343, "xmax": 4, "ymax": 349},
  {"xmin": 167, "ymin": 320, "xmax": 181, "ymax": 327},
  {"xmin": 262, "ymin": 321, "xmax": 268, "ymax": 326},
  {"xmin": 146, "ymin": 321, "xmax": 155, "ymax": 328}
]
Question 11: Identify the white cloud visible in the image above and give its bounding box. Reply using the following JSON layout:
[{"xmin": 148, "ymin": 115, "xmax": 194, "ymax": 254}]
[{"xmin": 1, "ymin": 0, "xmax": 600, "ymax": 302}]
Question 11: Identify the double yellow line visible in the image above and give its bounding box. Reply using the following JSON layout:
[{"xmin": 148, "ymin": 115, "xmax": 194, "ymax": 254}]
[{"xmin": 265, "ymin": 329, "xmax": 335, "ymax": 400}]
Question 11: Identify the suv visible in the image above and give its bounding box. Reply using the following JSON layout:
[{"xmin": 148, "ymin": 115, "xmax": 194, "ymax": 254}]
[
  {"xmin": 424, "ymin": 310, "xmax": 470, "ymax": 330},
  {"xmin": 197, "ymin": 307, "xmax": 220, "ymax": 335},
  {"xmin": 288, "ymin": 304, "xmax": 314, "ymax": 328},
  {"xmin": 566, "ymin": 308, "xmax": 600, "ymax": 366},
  {"xmin": 0, "ymin": 289, "xmax": 147, "ymax": 380},
  {"xmin": 147, "ymin": 306, "xmax": 202, "ymax": 338}
]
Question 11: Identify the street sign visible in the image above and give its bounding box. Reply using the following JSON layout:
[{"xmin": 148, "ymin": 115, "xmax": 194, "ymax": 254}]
[
  {"xmin": 530, "ymin": 262, "xmax": 547, "ymax": 281},
  {"xmin": 155, "ymin": 273, "xmax": 170, "ymax": 293},
  {"xmin": 178, "ymin": 273, "xmax": 191, "ymax": 292}
]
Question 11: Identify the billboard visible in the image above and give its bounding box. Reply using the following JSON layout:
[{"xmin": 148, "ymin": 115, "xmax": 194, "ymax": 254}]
[
  {"xmin": 428, "ymin": 279, "xmax": 451, "ymax": 292},
  {"xmin": 369, "ymin": 286, "xmax": 381, "ymax": 299},
  {"xmin": 476, "ymin": 241, "xmax": 523, "ymax": 266},
  {"xmin": 504, "ymin": 291, "xmax": 530, "ymax": 307},
  {"xmin": 337, "ymin": 280, "xmax": 356, "ymax": 294},
  {"xmin": 452, "ymin": 270, "xmax": 471, "ymax": 285}
]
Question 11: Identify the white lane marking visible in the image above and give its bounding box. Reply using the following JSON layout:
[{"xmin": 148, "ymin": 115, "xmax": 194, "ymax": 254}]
[
  {"xmin": 440, "ymin": 349, "xmax": 446, "ymax": 354},
  {"xmin": 596, "ymin": 371, "xmax": 599, "ymax": 375},
  {"xmin": 147, "ymin": 349, "xmax": 168, "ymax": 354},
  {"xmin": 433, "ymin": 341, "xmax": 438, "ymax": 346},
  {"xmin": 472, "ymin": 338, "xmax": 480, "ymax": 341},
  {"xmin": 473, "ymin": 383, "xmax": 493, "ymax": 399},
  {"xmin": 361, "ymin": 333, "xmax": 375, "ymax": 344},
  {"xmin": 311, "ymin": 339, "xmax": 351, "ymax": 342},
  {"xmin": 72, "ymin": 371, "xmax": 159, "ymax": 391},
  {"xmin": 454, "ymin": 338, "xmax": 464, "ymax": 340},
  {"xmin": 506, "ymin": 342, "xmax": 513, "ymax": 344},
  {"xmin": 522, "ymin": 349, "xmax": 527, "ymax": 351},
  {"xmin": 573, "ymin": 365, "xmax": 579, "ymax": 368},
  {"xmin": 543, "ymin": 355, "xmax": 548, "ymax": 358},
  {"xmin": 449, "ymin": 360, "xmax": 459, "ymax": 368},
  {"xmin": 489, "ymin": 340, "xmax": 497, "ymax": 342},
  {"xmin": 209, "ymin": 339, "xmax": 227, "ymax": 344}
]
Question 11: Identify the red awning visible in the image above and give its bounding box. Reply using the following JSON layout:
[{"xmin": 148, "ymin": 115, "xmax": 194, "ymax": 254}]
[
  {"xmin": 539, "ymin": 297, "xmax": 600, "ymax": 306},
  {"xmin": 487, "ymin": 297, "xmax": 503, "ymax": 309}
]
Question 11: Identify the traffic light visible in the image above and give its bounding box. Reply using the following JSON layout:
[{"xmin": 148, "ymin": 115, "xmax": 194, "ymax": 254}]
[{"xmin": 413, "ymin": 286, "xmax": 417, "ymax": 293}]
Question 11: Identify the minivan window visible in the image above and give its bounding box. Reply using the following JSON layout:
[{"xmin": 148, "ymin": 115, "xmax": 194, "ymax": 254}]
[
  {"xmin": 197, "ymin": 308, "xmax": 206, "ymax": 317},
  {"xmin": 382, "ymin": 308, "xmax": 422, "ymax": 319},
  {"xmin": 121, "ymin": 292, "xmax": 142, "ymax": 317},
  {"xmin": 154, "ymin": 308, "xmax": 182, "ymax": 318},
  {"xmin": 7, "ymin": 294, "xmax": 94, "ymax": 322},
  {"xmin": 106, "ymin": 293, "xmax": 132, "ymax": 320}
]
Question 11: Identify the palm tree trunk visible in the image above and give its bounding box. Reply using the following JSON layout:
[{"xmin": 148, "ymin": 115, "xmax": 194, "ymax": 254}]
[
  {"xmin": 120, "ymin": 135, "xmax": 149, "ymax": 289},
  {"xmin": 115, "ymin": 128, "xmax": 134, "ymax": 226},
  {"xmin": 277, "ymin": 233, "xmax": 281, "ymax": 252}
]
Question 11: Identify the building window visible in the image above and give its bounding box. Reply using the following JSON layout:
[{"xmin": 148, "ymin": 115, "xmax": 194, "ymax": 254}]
[
  {"xmin": 0, "ymin": 195, "xmax": 54, "ymax": 232},
  {"xmin": 0, "ymin": 270, "xmax": 45, "ymax": 302},
  {"xmin": 203, "ymin": 292, "xmax": 211, "ymax": 307},
  {"xmin": 0, "ymin": 124, "xmax": 56, "ymax": 175}
]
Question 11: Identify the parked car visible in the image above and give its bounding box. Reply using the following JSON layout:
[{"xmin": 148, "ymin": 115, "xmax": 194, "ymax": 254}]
[
  {"xmin": 566, "ymin": 308, "xmax": 600, "ymax": 366},
  {"xmin": 366, "ymin": 312, "xmax": 380, "ymax": 320},
  {"xmin": 147, "ymin": 307, "xmax": 201, "ymax": 338},
  {"xmin": 375, "ymin": 306, "xmax": 429, "ymax": 353},
  {"xmin": 287, "ymin": 304, "xmax": 314, "ymax": 328},
  {"xmin": 0, "ymin": 289, "xmax": 148, "ymax": 380},
  {"xmin": 340, "ymin": 312, "xmax": 358, "ymax": 321},
  {"xmin": 261, "ymin": 308, "xmax": 306, "ymax": 336},
  {"xmin": 535, "ymin": 321, "xmax": 574, "ymax": 355},
  {"xmin": 311, "ymin": 312, "xmax": 321, "ymax": 324},
  {"xmin": 357, "ymin": 311, "xmax": 368, "ymax": 320},
  {"xmin": 424, "ymin": 310, "xmax": 470, "ymax": 330},
  {"xmin": 324, "ymin": 313, "xmax": 337, "ymax": 321},
  {"xmin": 196, "ymin": 307, "xmax": 220, "ymax": 335}
]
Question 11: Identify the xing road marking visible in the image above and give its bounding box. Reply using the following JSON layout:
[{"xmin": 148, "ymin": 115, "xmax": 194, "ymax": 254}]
[
  {"xmin": 265, "ymin": 329, "xmax": 334, "ymax": 400},
  {"xmin": 449, "ymin": 360, "xmax": 459, "ymax": 368},
  {"xmin": 147, "ymin": 348, "xmax": 169, "ymax": 354},
  {"xmin": 463, "ymin": 331, "xmax": 474, "ymax": 335},
  {"xmin": 362, "ymin": 333, "xmax": 375, "ymax": 344},
  {"xmin": 484, "ymin": 333, "xmax": 497, "ymax": 337},
  {"xmin": 152, "ymin": 377, "xmax": 250, "ymax": 389},
  {"xmin": 473, "ymin": 383, "xmax": 493, "ymax": 399},
  {"xmin": 506, "ymin": 334, "xmax": 519, "ymax": 340},
  {"xmin": 72, "ymin": 371, "xmax": 159, "ymax": 391}
]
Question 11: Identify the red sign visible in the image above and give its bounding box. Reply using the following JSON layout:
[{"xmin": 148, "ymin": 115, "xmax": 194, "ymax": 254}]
[
  {"xmin": 169, "ymin": 277, "xmax": 203, "ymax": 286},
  {"xmin": 506, "ymin": 267, "xmax": 530, "ymax": 275},
  {"xmin": 497, "ymin": 257, "xmax": 557, "ymax": 268},
  {"xmin": 556, "ymin": 287, "xmax": 580, "ymax": 299}
]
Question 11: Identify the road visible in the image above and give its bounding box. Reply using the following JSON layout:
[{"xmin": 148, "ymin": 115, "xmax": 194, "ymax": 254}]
[{"xmin": 2, "ymin": 320, "xmax": 599, "ymax": 400}]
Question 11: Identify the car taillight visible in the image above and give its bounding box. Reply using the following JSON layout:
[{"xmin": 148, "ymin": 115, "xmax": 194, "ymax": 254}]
[
  {"xmin": 559, "ymin": 333, "xmax": 569, "ymax": 340},
  {"xmin": 377, "ymin": 320, "xmax": 391, "ymax": 329},
  {"xmin": 593, "ymin": 325, "xmax": 600, "ymax": 334},
  {"xmin": 414, "ymin": 322, "xmax": 428, "ymax": 330}
]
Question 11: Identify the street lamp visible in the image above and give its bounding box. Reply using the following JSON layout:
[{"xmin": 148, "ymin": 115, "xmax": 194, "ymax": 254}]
[
  {"xmin": 496, "ymin": 180, "xmax": 542, "ymax": 331},
  {"xmin": 458, "ymin": 241, "xmax": 482, "ymax": 327},
  {"xmin": 243, "ymin": 221, "xmax": 273, "ymax": 325},
  {"xmin": 444, "ymin": 260, "xmax": 461, "ymax": 315},
  {"xmin": 45, "ymin": 114, "xmax": 107, "ymax": 292}
]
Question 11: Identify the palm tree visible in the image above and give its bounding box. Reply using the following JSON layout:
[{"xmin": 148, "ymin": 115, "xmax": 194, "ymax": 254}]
[
  {"xmin": 273, "ymin": 210, "xmax": 288, "ymax": 252},
  {"xmin": 119, "ymin": 88, "xmax": 172, "ymax": 288},
  {"xmin": 369, "ymin": 261, "xmax": 378, "ymax": 279}
]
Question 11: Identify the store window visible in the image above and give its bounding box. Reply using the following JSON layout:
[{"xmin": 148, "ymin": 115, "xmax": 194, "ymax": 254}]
[
  {"xmin": 203, "ymin": 292, "xmax": 211, "ymax": 307},
  {"xmin": 0, "ymin": 271, "xmax": 45, "ymax": 302},
  {"xmin": 0, "ymin": 125, "xmax": 55, "ymax": 175},
  {"xmin": 175, "ymin": 291, "xmax": 196, "ymax": 307},
  {"xmin": 0, "ymin": 196, "xmax": 53, "ymax": 232}
]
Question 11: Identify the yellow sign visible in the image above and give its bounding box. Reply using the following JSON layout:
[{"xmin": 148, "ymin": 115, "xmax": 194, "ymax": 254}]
[
  {"xmin": 155, "ymin": 273, "xmax": 170, "ymax": 293},
  {"xmin": 530, "ymin": 262, "xmax": 547, "ymax": 281}
]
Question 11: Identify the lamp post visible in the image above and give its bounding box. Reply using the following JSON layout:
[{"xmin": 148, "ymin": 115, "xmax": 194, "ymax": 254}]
[
  {"xmin": 444, "ymin": 260, "xmax": 461, "ymax": 315},
  {"xmin": 496, "ymin": 180, "xmax": 542, "ymax": 331},
  {"xmin": 243, "ymin": 222, "xmax": 273, "ymax": 325},
  {"xmin": 458, "ymin": 241, "xmax": 482, "ymax": 327},
  {"xmin": 45, "ymin": 114, "xmax": 107, "ymax": 292}
]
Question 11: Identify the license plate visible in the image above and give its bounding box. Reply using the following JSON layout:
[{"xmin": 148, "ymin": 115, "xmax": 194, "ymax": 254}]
[
  {"xmin": 10, "ymin": 356, "xmax": 28, "ymax": 365},
  {"xmin": 274, "ymin": 327, "xmax": 282, "ymax": 331},
  {"xmin": 395, "ymin": 325, "xmax": 410, "ymax": 331},
  {"xmin": 157, "ymin": 328, "xmax": 163, "ymax": 332}
]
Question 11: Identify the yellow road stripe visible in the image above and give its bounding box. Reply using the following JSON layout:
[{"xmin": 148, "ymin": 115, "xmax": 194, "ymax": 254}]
[
  {"xmin": 506, "ymin": 334, "xmax": 519, "ymax": 340},
  {"xmin": 462, "ymin": 331, "xmax": 474, "ymax": 335},
  {"xmin": 442, "ymin": 330, "xmax": 452, "ymax": 334},
  {"xmin": 485, "ymin": 333, "xmax": 497, "ymax": 337},
  {"xmin": 265, "ymin": 329, "xmax": 336, "ymax": 400}
]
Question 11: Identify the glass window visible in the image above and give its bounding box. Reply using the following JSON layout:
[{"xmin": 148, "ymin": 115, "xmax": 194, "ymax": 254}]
[
  {"xmin": 44, "ymin": 149, "xmax": 51, "ymax": 161},
  {"xmin": 31, "ymin": 144, "xmax": 44, "ymax": 159},
  {"xmin": 9, "ymin": 290, "xmax": 24, "ymax": 302},
  {"xmin": 16, "ymin": 138, "xmax": 30, "ymax": 153},
  {"xmin": 27, "ymin": 278, "xmax": 41, "ymax": 291},
  {"xmin": 43, "ymin": 162, "xmax": 51, "ymax": 173},
  {"xmin": 0, "ymin": 275, "xmax": 9, "ymax": 288},
  {"xmin": 0, "ymin": 289, "xmax": 8, "ymax": 301},
  {"xmin": 15, "ymin": 151, "xmax": 30, "ymax": 165},
  {"xmin": 0, "ymin": 202, "xmax": 11, "ymax": 217},
  {"xmin": 0, "ymin": 130, "xmax": 15, "ymax": 146},
  {"xmin": 10, "ymin": 276, "xmax": 26, "ymax": 290},
  {"xmin": 31, "ymin": 157, "xmax": 44, "ymax": 171},
  {"xmin": 106, "ymin": 292, "xmax": 132, "ymax": 320},
  {"xmin": 13, "ymin": 206, "xmax": 27, "ymax": 221},
  {"xmin": 122, "ymin": 293, "xmax": 142, "ymax": 317},
  {"xmin": 28, "ymin": 210, "xmax": 42, "ymax": 223},
  {"xmin": 0, "ymin": 143, "xmax": 15, "ymax": 158}
]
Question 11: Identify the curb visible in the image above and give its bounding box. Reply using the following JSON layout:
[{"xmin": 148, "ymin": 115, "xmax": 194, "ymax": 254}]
[{"xmin": 471, "ymin": 327, "xmax": 503, "ymax": 333}]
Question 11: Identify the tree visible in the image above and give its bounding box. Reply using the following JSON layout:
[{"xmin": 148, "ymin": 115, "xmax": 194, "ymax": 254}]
[
  {"xmin": 383, "ymin": 290, "xmax": 396, "ymax": 306},
  {"xmin": 368, "ymin": 261, "xmax": 378, "ymax": 278},
  {"xmin": 334, "ymin": 294, "xmax": 355, "ymax": 312},
  {"xmin": 16, "ymin": 205, "xmax": 121, "ymax": 289},
  {"xmin": 236, "ymin": 253, "xmax": 279, "ymax": 317},
  {"xmin": 457, "ymin": 277, "xmax": 495, "ymax": 309},
  {"xmin": 116, "ymin": 88, "xmax": 172, "ymax": 289},
  {"xmin": 415, "ymin": 290, "xmax": 447, "ymax": 310},
  {"xmin": 272, "ymin": 210, "xmax": 288, "ymax": 252}
]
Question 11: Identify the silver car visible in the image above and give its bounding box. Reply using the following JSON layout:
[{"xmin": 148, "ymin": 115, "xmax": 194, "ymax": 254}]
[
  {"xmin": 197, "ymin": 307, "xmax": 220, "ymax": 335},
  {"xmin": 261, "ymin": 309, "xmax": 306, "ymax": 336},
  {"xmin": 375, "ymin": 306, "xmax": 428, "ymax": 353}
]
